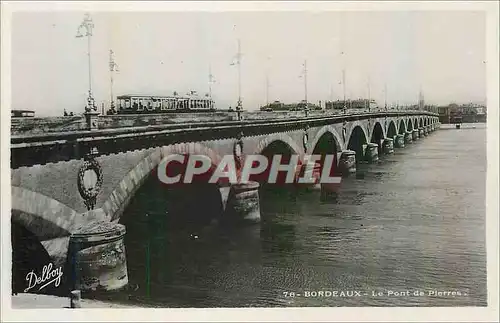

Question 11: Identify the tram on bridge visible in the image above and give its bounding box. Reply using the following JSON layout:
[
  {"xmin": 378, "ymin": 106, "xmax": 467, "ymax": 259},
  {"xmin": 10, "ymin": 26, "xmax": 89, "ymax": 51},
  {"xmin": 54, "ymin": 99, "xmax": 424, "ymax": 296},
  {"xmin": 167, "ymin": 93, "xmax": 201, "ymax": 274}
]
[{"xmin": 114, "ymin": 93, "xmax": 216, "ymax": 114}]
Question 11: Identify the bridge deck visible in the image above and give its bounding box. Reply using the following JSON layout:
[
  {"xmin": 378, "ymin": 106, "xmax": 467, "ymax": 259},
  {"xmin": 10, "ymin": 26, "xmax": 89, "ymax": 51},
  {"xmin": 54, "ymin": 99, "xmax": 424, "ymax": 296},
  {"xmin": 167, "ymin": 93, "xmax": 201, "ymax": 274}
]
[{"xmin": 11, "ymin": 110, "xmax": 438, "ymax": 169}]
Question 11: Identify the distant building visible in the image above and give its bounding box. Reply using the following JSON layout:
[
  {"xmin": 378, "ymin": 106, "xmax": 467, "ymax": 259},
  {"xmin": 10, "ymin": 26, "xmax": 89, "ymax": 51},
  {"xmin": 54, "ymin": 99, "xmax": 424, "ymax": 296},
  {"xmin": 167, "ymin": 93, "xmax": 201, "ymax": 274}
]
[
  {"xmin": 260, "ymin": 100, "xmax": 321, "ymax": 111},
  {"xmin": 11, "ymin": 110, "xmax": 35, "ymax": 118},
  {"xmin": 438, "ymin": 103, "xmax": 486, "ymax": 123}
]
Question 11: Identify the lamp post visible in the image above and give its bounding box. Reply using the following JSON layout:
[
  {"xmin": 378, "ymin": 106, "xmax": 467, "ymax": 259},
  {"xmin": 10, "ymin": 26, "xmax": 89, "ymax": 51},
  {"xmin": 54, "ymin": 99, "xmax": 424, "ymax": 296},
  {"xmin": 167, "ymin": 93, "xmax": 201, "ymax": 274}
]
[
  {"xmin": 109, "ymin": 49, "xmax": 119, "ymax": 114},
  {"xmin": 303, "ymin": 60, "xmax": 309, "ymax": 117},
  {"xmin": 76, "ymin": 13, "xmax": 98, "ymax": 130},
  {"xmin": 384, "ymin": 83, "xmax": 388, "ymax": 111},
  {"xmin": 265, "ymin": 56, "xmax": 271, "ymax": 109},
  {"xmin": 342, "ymin": 69, "xmax": 347, "ymax": 115},
  {"xmin": 236, "ymin": 39, "xmax": 243, "ymax": 120}
]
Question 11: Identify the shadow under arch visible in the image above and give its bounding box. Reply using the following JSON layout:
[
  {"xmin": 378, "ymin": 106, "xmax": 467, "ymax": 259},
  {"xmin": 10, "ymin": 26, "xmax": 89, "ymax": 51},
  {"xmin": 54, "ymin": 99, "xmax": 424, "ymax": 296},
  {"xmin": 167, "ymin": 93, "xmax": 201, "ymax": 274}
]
[
  {"xmin": 11, "ymin": 218, "xmax": 68, "ymax": 296},
  {"xmin": 347, "ymin": 125, "xmax": 368, "ymax": 163},
  {"xmin": 370, "ymin": 122, "xmax": 385, "ymax": 155},
  {"xmin": 407, "ymin": 118, "xmax": 414, "ymax": 131},
  {"xmin": 311, "ymin": 130, "xmax": 340, "ymax": 180},
  {"xmin": 399, "ymin": 119, "xmax": 406, "ymax": 134},
  {"xmin": 118, "ymin": 160, "xmax": 225, "ymax": 299},
  {"xmin": 387, "ymin": 120, "xmax": 397, "ymax": 139},
  {"xmin": 258, "ymin": 139, "xmax": 299, "ymax": 186},
  {"xmin": 103, "ymin": 143, "xmax": 224, "ymax": 223}
]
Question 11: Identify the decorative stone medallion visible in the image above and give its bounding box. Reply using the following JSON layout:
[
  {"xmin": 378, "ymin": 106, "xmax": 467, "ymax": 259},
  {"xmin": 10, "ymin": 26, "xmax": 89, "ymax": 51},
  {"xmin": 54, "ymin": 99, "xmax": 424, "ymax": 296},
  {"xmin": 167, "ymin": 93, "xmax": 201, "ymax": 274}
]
[{"xmin": 78, "ymin": 156, "xmax": 103, "ymax": 211}]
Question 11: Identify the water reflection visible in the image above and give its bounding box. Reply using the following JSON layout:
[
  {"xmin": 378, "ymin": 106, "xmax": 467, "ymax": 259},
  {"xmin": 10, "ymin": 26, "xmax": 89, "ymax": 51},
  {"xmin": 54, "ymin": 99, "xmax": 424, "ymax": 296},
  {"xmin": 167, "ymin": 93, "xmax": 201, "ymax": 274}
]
[{"xmin": 106, "ymin": 126, "xmax": 486, "ymax": 307}]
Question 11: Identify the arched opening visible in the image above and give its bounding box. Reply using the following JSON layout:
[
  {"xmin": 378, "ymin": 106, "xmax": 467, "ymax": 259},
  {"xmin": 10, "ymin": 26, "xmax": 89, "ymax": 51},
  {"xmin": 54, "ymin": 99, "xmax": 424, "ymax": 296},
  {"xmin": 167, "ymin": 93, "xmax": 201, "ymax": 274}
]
[
  {"xmin": 258, "ymin": 140, "xmax": 297, "ymax": 187},
  {"xmin": 312, "ymin": 131, "xmax": 339, "ymax": 181},
  {"xmin": 387, "ymin": 121, "xmax": 397, "ymax": 139},
  {"xmin": 370, "ymin": 122, "xmax": 385, "ymax": 155},
  {"xmin": 11, "ymin": 219, "xmax": 58, "ymax": 295},
  {"xmin": 398, "ymin": 119, "xmax": 406, "ymax": 134},
  {"xmin": 407, "ymin": 119, "xmax": 413, "ymax": 131},
  {"xmin": 419, "ymin": 118, "xmax": 423, "ymax": 128},
  {"xmin": 118, "ymin": 159, "xmax": 225, "ymax": 300},
  {"xmin": 347, "ymin": 126, "xmax": 368, "ymax": 163}
]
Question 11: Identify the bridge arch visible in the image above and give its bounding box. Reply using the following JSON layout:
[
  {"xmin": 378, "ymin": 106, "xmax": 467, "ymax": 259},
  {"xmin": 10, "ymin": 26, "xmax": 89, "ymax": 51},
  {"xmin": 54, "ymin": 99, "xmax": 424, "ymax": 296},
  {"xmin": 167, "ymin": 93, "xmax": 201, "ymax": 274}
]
[
  {"xmin": 11, "ymin": 186, "xmax": 88, "ymax": 239},
  {"xmin": 103, "ymin": 143, "xmax": 225, "ymax": 222},
  {"xmin": 370, "ymin": 121, "xmax": 385, "ymax": 147},
  {"xmin": 399, "ymin": 119, "xmax": 407, "ymax": 134},
  {"xmin": 387, "ymin": 120, "xmax": 398, "ymax": 139},
  {"xmin": 407, "ymin": 118, "xmax": 414, "ymax": 131},
  {"xmin": 310, "ymin": 125, "xmax": 344, "ymax": 153},
  {"xmin": 10, "ymin": 187, "xmax": 101, "ymax": 293},
  {"xmin": 254, "ymin": 133, "xmax": 304, "ymax": 157},
  {"xmin": 346, "ymin": 122, "xmax": 369, "ymax": 162}
]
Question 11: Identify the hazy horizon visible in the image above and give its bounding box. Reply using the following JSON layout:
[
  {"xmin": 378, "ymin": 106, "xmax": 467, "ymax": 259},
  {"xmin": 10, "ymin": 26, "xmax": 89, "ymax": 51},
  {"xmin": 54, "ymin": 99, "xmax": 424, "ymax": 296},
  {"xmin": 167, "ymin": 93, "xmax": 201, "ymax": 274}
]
[{"xmin": 11, "ymin": 11, "xmax": 486, "ymax": 116}]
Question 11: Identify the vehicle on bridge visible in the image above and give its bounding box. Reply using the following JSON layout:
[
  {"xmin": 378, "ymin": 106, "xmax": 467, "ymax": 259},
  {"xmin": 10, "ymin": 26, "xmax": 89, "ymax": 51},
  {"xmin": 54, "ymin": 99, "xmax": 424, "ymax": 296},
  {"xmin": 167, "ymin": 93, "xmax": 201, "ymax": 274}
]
[
  {"xmin": 325, "ymin": 99, "xmax": 377, "ymax": 110},
  {"xmin": 115, "ymin": 93, "xmax": 216, "ymax": 114}
]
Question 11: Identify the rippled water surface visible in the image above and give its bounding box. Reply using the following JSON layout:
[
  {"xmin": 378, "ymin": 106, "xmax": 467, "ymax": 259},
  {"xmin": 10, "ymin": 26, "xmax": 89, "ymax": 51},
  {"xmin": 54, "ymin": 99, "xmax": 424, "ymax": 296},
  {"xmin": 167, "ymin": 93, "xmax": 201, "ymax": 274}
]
[{"xmin": 115, "ymin": 125, "xmax": 487, "ymax": 307}]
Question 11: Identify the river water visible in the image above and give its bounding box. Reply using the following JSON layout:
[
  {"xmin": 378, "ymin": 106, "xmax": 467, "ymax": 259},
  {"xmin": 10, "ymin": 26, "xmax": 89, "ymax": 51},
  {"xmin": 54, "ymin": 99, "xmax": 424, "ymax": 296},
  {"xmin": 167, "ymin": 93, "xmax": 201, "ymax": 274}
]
[{"xmin": 114, "ymin": 124, "xmax": 487, "ymax": 307}]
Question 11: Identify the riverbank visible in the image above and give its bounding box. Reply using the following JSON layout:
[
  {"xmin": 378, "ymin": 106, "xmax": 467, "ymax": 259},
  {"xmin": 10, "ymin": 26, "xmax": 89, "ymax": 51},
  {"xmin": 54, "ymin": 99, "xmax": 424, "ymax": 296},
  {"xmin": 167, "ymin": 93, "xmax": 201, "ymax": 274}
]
[
  {"xmin": 439, "ymin": 122, "xmax": 486, "ymax": 129},
  {"xmin": 11, "ymin": 293, "xmax": 138, "ymax": 309}
]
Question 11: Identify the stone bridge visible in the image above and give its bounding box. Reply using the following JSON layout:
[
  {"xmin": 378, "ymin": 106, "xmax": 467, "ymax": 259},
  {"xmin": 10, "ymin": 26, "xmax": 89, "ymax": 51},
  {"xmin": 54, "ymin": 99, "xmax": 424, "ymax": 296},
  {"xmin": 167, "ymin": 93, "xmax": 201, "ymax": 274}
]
[{"xmin": 10, "ymin": 110, "xmax": 440, "ymax": 290}]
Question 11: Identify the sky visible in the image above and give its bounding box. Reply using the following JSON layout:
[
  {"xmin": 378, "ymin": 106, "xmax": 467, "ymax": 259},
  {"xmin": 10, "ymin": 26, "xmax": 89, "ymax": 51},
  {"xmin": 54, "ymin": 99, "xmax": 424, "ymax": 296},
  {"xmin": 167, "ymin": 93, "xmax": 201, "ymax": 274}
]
[{"xmin": 11, "ymin": 10, "xmax": 486, "ymax": 116}]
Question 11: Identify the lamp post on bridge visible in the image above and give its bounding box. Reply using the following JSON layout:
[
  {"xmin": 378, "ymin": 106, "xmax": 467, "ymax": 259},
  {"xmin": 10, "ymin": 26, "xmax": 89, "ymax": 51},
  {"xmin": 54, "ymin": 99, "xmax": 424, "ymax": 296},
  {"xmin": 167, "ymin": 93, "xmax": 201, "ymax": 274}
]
[
  {"xmin": 342, "ymin": 69, "xmax": 347, "ymax": 115},
  {"xmin": 232, "ymin": 39, "xmax": 243, "ymax": 121},
  {"xmin": 109, "ymin": 49, "xmax": 119, "ymax": 114},
  {"xmin": 302, "ymin": 60, "xmax": 309, "ymax": 117},
  {"xmin": 76, "ymin": 13, "xmax": 99, "ymax": 130}
]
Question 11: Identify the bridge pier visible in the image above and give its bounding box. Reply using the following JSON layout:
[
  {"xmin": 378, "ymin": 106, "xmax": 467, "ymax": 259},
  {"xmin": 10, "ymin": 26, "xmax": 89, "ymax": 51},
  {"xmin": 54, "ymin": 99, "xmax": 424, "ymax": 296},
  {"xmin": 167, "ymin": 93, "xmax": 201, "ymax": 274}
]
[
  {"xmin": 405, "ymin": 131, "xmax": 413, "ymax": 144},
  {"xmin": 68, "ymin": 221, "xmax": 128, "ymax": 292},
  {"xmin": 423, "ymin": 126, "xmax": 429, "ymax": 136},
  {"xmin": 394, "ymin": 134, "xmax": 405, "ymax": 148},
  {"xmin": 382, "ymin": 138, "xmax": 394, "ymax": 154},
  {"xmin": 365, "ymin": 143, "xmax": 379, "ymax": 163},
  {"xmin": 418, "ymin": 127, "xmax": 425, "ymax": 138},
  {"xmin": 225, "ymin": 182, "xmax": 261, "ymax": 224},
  {"xmin": 412, "ymin": 130, "xmax": 419, "ymax": 141},
  {"xmin": 338, "ymin": 150, "xmax": 356, "ymax": 176}
]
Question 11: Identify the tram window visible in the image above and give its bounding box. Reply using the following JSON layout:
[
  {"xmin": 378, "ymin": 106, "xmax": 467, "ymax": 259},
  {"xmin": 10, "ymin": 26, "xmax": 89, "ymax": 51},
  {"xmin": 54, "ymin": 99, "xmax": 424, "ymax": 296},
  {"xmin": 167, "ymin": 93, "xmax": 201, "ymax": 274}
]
[
  {"xmin": 131, "ymin": 98, "xmax": 139, "ymax": 110},
  {"xmin": 138, "ymin": 99, "xmax": 144, "ymax": 111},
  {"xmin": 125, "ymin": 99, "xmax": 131, "ymax": 109}
]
